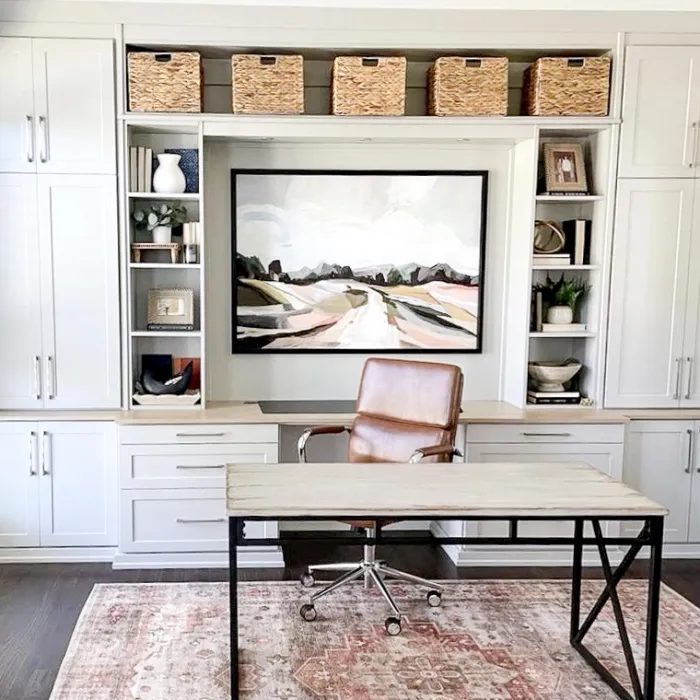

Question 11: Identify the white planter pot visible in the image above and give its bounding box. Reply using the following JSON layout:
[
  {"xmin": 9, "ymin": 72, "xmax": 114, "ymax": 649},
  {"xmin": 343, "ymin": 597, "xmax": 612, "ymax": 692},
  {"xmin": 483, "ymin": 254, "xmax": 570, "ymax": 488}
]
[
  {"xmin": 152, "ymin": 153, "xmax": 186, "ymax": 194},
  {"xmin": 152, "ymin": 226, "xmax": 172, "ymax": 245},
  {"xmin": 546, "ymin": 305, "xmax": 574, "ymax": 325}
]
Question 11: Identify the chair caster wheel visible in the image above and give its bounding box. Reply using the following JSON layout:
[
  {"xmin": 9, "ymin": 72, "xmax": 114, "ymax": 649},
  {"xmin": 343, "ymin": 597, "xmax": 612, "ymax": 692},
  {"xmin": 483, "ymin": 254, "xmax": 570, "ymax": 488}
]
[
  {"xmin": 300, "ymin": 603, "xmax": 317, "ymax": 622},
  {"xmin": 300, "ymin": 572, "xmax": 315, "ymax": 588},
  {"xmin": 427, "ymin": 590, "xmax": 442, "ymax": 608},
  {"xmin": 385, "ymin": 616, "xmax": 402, "ymax": 636}
]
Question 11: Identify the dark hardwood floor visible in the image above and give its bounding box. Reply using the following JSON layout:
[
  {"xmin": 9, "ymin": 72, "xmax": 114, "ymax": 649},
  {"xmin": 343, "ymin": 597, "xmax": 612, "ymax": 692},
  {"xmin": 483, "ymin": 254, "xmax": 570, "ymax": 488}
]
[{"xmin": 0, "ymin": 544, "xmax": 698, "ymax": 700}]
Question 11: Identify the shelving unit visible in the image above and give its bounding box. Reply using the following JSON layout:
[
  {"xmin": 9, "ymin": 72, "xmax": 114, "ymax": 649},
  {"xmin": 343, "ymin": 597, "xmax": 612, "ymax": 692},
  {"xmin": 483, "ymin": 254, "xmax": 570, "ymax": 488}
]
[
  {"xmin": 120, "ymin": 120, "xmax": 206, "ymax": 409},
  {"xmin": 525, "ymin": 124, "xmax": 618, "ymax": 409}
]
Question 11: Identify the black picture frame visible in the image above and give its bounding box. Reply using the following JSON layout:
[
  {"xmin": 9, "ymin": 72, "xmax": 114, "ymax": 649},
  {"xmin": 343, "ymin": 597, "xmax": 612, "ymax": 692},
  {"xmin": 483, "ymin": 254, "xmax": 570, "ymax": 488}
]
[{"xmin": 231, "ymin": 168, "xmax": 489, "ymax": 354}]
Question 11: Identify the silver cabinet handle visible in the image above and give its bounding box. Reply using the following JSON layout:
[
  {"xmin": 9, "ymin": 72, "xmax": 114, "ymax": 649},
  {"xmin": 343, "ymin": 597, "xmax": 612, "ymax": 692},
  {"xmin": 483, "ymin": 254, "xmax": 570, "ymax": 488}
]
[
  {"xmin": 673, "ymin": 357, "xmax": 683, "ymax": 399},
  {"xmin": 26, "ymin": 115, "xmax": 34, "ymax": 163},
  {"xmin": 29, "ymin": 431, "xmax": 37, "ymax": 476},
  {"xmin": 176, "ymin": 464, "xmax": 225, "ymax": 470},
  {"xmin": 46, "ymin": 356, "xmax": 55, "ymax": 400},
  {"xmin": 521, "ymin": 432, "xmax": 571, "ymax": 438},
  {"xmin": 685, "ymin": 122, "xmax": 699, "ymax": 168},
  {"xmin": 34, "ymin": 355, "xmax": 41, "ymax": 400},
  {"xmin": 41, "ymin": 431, "xmax": 50, "ymax": 476},
  {"xmin": 38, "ymin": 116, "xmax": 47, "ymax": 163},
  {"xmin": 176, "ymin": 517, "xmax": 225, "ymax": 524},
  {"xmin": 691, "ymin": 122, "xmax": 700, "ymax": 169},
  {"xmin": 175, "ymin": 432, "xmax": 225, "ymax": 438},
  {"xmin": 685, "ymin": 357, "xmax": 694, "ymax": 400}
]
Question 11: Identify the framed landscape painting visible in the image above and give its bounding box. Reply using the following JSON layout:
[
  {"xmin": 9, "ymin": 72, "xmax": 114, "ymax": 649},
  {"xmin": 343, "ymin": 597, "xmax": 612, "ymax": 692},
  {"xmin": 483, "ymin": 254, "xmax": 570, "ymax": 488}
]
[{"xmin": 231, "ymin": 169, "xmax": 488, "ymax": 353}]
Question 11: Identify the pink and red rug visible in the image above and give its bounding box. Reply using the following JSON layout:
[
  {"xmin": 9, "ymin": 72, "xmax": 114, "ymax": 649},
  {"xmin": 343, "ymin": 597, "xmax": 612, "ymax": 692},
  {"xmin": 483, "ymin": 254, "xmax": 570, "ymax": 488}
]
[{"xmin": 49, "ymin": 580, "xmax": 700, "ymax": 699}]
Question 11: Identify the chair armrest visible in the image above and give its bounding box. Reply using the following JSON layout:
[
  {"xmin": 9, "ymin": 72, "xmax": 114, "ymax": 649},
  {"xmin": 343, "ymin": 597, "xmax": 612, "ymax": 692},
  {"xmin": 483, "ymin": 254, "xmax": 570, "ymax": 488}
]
[
  {"xmin": 297, "ymin": 425, "xmax": 352, "ymax": 462},
  {"xmin": 409, "ymin": 444, "xmax": 463, "ymax": 463}
]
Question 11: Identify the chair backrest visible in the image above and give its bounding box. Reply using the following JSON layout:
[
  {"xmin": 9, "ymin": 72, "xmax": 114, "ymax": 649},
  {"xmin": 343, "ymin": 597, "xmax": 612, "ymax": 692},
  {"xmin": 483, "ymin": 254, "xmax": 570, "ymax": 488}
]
[{"xmin": 348, "ymin": 358, "xmax": 464, "ymax": 463}]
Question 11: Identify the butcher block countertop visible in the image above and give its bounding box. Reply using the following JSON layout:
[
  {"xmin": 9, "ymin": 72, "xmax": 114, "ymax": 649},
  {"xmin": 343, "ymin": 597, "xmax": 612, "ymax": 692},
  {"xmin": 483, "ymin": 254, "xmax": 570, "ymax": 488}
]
[{"xmin": 0, "ymin": 400, "xmax": 631, "ymax": 424}]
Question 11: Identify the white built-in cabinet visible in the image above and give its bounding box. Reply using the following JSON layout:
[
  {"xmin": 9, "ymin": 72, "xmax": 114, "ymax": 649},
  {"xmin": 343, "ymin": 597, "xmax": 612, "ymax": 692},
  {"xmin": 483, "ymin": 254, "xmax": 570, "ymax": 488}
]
[
  {"xmin": 0, "ymin": 174, "xmax": 120, "ymax": 409},
  {"xmin": 0, "ymin": 422, "xmax": 117, "ymax": 549},
  {"xmin": 0, "ymin": 38, "xmax": 115, "ymax": 175},
  {"xmin": 624, "ymin": 421, "xmax": 700, "ymax": 546},
  {"xmin": 619, "ymin": 46, "xmax": 700, "ymax": 178},
  {"xmin": 605, "ymin": 180, "xmax": 699, "ymax": 407}
]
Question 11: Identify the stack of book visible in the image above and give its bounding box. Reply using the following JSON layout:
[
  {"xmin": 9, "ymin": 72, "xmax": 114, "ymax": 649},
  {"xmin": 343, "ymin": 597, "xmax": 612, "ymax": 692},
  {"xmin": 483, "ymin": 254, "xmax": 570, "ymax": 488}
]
[
  {"xmin": 129, "ymin": 146, "xmax": 153, "ymax": 193},
  {"xmin": 528, "ymin": 390, "xmax": 581, "ymax": 405},
  {"xmin": 533, "ymin": 252, "xmax": 570, "ymax": 267}
]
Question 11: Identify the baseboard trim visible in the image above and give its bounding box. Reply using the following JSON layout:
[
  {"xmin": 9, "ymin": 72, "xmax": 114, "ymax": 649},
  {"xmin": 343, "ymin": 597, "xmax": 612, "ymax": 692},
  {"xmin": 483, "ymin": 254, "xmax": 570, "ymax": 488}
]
[
  {"xmin": 0, "ymin": 546, "xmax": 116, "ymax": 563},
  {"xmin": 112, "ymin": 547, "xmax": 285, "ymax": 570}
]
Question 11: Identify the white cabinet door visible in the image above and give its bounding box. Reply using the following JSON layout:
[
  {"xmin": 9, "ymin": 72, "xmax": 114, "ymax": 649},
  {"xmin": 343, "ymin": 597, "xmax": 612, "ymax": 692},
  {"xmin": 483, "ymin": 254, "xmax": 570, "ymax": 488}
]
[
  {"xmin": 0, "ymin": 423, "xmax": 40, "ymax": 547},
  {"xmin": 689, "ymin": 423, "xmax": 700, "ymax": 542},
  {"xmin": 465, "ymin": 442, "xmax": 623, "ymax": 541},
  {"xmin": 0, "ymin": 39, "xmax": 35, "ymax": 173},
  {"xmin": 680, "ymin": 185, "xmax": 700, "ymax": 406},
  {"xmin": 0, "ymin": 176, "xmax": 44, "ymax": 409},
  {"xmin": 605, "ymin": 180, "xmax": 694, "ymax": 408},
  {"xmin": 624, "ymin": 421, "xmax": 693, "ymax": 543},
  {"xmin": 619, "ymin": 47, "xmax": 700, "ymax": 178},
  {"xmin": 32, "ymin": 39, "xmax": 115, "ymax": 175},
  {"xmin": 38, "ymin": 422, "xmax": 117, "ymax": 547},
  {"xmin": 38, "ymin": 175, "xmax": 120, "ymax": 409}
]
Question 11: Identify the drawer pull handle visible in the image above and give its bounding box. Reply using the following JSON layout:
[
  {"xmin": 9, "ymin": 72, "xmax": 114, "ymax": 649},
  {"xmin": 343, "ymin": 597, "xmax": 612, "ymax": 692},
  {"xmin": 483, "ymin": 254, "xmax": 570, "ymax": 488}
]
[
  {"xmin": 176, "ymin": 517, "xmax": 225, "ymax": 524},
  {"xmin": 176, "ymin": 464, "xmax": 225, "ymax": 470},
  {"xmin": 521, "ymin": 432, "xmax": 572, "ymax": 438},
  {"xmin": 176, "ymin": 432, "xmax": 226, "ymax": 438}
]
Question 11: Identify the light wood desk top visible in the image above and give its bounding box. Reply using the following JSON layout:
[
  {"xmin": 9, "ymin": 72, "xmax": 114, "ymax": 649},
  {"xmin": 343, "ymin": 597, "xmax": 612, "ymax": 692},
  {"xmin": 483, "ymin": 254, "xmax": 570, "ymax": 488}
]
[{"xmin": 226, "ymin": 461, "xmax": 667, "ymax": 518}]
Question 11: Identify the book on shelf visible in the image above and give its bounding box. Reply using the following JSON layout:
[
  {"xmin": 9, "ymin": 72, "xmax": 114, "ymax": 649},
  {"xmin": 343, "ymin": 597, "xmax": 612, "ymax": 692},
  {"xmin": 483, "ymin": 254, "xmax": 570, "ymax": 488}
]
[
  {"xmin": 530, "ymin": 290, "xmax": 544, "ymax": 332},
  {"xmin": 533, "ymin": 253, "xmax": 571, "ymax": 266},
  {"xmin": 541, "ymin": 323, "xmax": 586, "ymax": 333},
  {"xmin": 529, "ymin": 390, "xmax": 580, "ymax": 399},
  {"xmin": 541, "ymin": 191, "xmax": 591, "ymax": 197},
  {"xmin": 129, "ymin": 147, "xmax": 138, "ymax": 192},
  {"xmin": 144, "ymin": 147, "xmax": 153, "ymax": 193},
  {"xmin": 136, "ymin": 146, "xmax": 146, "ymax": 192},
  {"xmin": 562, "ymin": 219, "xmax": 592, "ymax": 265},
  {"xmin": 146, "ymin": 323, "xmax": 195, "ymax": 332},
  {"xmin": 528, "ymin": 392, "xmax": 581, "ymax": 405}
]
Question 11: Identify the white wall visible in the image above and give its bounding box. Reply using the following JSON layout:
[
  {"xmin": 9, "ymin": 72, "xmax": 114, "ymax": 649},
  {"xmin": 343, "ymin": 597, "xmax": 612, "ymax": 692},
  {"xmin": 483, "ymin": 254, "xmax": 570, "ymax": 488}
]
[{"xmin": 205, "ymin": 140, "xmax": 512, "ymax": 401}]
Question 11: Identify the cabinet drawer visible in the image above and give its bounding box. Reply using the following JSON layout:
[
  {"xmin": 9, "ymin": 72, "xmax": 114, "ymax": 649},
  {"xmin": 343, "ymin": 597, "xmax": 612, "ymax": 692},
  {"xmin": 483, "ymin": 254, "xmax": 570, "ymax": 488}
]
[
  {"xmin": 119, "ymin": 423, "xmax": 278, "ymax": 445},
  {"xmin": 467, "ymin": 423, "xmax": 624, "ymax": 444},
  {"xmin": 120, "ymin": 443, "xmax": 278, "ymax": 489},
  {"xmin": 119, "ymin": 489, "xmax": 227, "ymax": 553}
]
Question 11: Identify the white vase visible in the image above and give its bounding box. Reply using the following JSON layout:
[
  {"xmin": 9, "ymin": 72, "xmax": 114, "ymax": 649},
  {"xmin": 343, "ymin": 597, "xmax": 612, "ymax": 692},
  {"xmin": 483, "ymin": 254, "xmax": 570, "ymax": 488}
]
[
  {"xmin": 152, "ymin": 153, "xmax": 186, "ymax": 194},
  {"xmin": 546, "ymin": 305, "xmax": 574, "ymax": 325},
  {"xmin": 152, "ymin": 225, "xmax": 172, "ymax": 245}
]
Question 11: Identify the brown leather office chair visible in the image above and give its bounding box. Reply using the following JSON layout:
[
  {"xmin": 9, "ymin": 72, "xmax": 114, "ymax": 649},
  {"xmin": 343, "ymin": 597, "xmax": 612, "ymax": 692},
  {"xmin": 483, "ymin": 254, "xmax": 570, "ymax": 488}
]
[{"xmin": 297, "ymin": 357, "xmax": 464, "ymax": 636}]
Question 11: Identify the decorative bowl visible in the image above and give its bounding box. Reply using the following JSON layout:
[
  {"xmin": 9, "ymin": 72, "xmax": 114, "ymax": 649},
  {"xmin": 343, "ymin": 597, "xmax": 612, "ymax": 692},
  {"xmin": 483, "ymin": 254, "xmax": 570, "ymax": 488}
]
[{"xmin": 528, "ymin": 361, "xmax": 582, "ymax": 392}]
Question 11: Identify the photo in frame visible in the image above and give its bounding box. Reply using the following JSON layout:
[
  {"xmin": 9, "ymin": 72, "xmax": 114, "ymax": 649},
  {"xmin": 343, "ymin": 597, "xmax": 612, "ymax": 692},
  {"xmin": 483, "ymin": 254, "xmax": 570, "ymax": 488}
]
[
  {"xmin": 147, "ymin": 288, "xmax": 194, "ymax": 331},
  {"xmin": 231, "ymin": 169, "xmax": 488, "ymax": 353},
  {"xmin": 542, "ymin": 142, "xmax": 588, "ymax": 194}
]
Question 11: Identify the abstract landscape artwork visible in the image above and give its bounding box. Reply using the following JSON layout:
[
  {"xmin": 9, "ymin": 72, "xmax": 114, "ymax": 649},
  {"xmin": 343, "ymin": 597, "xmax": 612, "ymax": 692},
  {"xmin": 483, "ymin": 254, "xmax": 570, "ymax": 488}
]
[{"xmin": 232, "ymin": 170, "xmax": 488, "ymax": 352}]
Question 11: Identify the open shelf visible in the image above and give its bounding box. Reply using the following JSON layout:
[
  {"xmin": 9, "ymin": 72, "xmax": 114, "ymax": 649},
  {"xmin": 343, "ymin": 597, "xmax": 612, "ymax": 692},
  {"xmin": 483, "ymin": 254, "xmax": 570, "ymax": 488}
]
[
  {"xmin": 130, "ymin": 263, "xmax": 202, "ymax": 269},
  {"xmin": 530, "ymin": 331, "xmax": 596, "ymax": 338},
  {"xmin": 131, "ymin": 330, "xmax": 202, "ymax": 338},
  {"xmin": 532, "ymin": 264, "xmax": 598, "ymax": 271},
  {"xmin": 128, "ymin": 192, "xmax": 200, "ymax": 200},
  {"xmin": 535, "ymin": 194, "xmax": 604, "ymax": 202}
]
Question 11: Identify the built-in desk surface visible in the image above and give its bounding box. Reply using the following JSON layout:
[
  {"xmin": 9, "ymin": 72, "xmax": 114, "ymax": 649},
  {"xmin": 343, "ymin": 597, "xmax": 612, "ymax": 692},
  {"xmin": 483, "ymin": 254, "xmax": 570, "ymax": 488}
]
[{"xmin": 226, "ymin": 461, "xmax": 667, "ymax": 518}]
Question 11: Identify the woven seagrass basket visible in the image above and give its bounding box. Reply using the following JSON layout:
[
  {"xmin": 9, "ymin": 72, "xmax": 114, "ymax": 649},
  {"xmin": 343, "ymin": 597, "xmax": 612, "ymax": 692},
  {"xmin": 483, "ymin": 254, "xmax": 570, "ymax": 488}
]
[
  {"xmin": 429, "ymin": 57, "xmax": 508, "ymax": 116},
  {"xmin": 332, "ymin": 56, "xmax": 406, "ymax": 116},
  {"xmin": 522, "ymin": 56, "xmax": 611, "ymax": 117},
  {"xmin": 232, "ymin": 55, "xmax": 304, "ymax": 114},
  {"xmin": 127, "ymin": 51, "xmax": 202, "ymax": 113}
]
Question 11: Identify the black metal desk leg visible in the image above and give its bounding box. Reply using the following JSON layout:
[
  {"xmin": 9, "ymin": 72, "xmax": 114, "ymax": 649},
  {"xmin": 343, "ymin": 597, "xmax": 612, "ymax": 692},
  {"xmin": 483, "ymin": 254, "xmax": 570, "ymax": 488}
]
[
  {"xmin": 570, "ymin": 518, "xmax": 583, "ymax": 642},
  {"xmin": 229, "ymin": 517, "xmax": 239, "ymax": 700},
  {"xmin": 643, "ymin": 516, "xmax": 664, "ymax": 700}
]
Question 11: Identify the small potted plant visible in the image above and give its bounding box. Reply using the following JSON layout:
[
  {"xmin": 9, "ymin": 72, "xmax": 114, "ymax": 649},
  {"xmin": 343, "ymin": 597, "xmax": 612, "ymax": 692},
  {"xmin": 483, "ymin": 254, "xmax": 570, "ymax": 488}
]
[
  {"xmin": 133, "ymin": 202, "xmax": 188, "ymax": 245},
  {"xmin": 536, "ymin": 275, "xmax": 590, "ymax": 325}
]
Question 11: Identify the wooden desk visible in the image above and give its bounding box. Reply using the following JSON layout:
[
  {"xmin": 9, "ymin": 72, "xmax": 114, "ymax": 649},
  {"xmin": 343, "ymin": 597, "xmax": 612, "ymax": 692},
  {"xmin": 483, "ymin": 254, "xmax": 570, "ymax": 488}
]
[{"xmin": 226, "ymin": 462, "xmax": 667, "ymax": 700}]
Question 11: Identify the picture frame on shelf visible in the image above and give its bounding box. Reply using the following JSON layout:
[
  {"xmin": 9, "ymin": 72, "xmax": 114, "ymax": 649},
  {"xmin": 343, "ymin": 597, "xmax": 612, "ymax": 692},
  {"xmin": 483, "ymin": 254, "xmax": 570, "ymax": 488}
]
[
  {"xmin": 147, "ymin": 288, "xmax": 194, "ymax": 331},
  {"xmin": 542, "ymin": 142, "xmax": 588, "ymax": 194}
]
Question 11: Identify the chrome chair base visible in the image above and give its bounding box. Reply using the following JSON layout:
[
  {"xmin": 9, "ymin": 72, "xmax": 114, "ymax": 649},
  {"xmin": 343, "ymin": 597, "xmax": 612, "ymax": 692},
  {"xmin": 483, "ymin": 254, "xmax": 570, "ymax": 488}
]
[{"xmin": 299, "ymin": 530, "xmax": 443, "ymax": 636}]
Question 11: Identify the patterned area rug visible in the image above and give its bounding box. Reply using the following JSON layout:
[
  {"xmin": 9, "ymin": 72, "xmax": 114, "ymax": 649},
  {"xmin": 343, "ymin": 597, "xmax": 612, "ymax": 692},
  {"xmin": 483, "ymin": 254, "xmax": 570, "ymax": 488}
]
[{"xmin": 49, "ymin": 580, "xmax": 700, "ymax": 699}]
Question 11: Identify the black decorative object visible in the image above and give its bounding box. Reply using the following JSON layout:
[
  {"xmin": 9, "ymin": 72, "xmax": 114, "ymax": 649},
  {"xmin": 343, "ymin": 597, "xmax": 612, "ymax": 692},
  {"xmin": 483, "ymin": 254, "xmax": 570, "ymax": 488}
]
[
  {"xmin": 165, "ymin": 148, "xmax": 199, "ymax": 193},
  {"xmin": 141, "ymin": 361, "xmax": 193, "ymax": 395}
]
